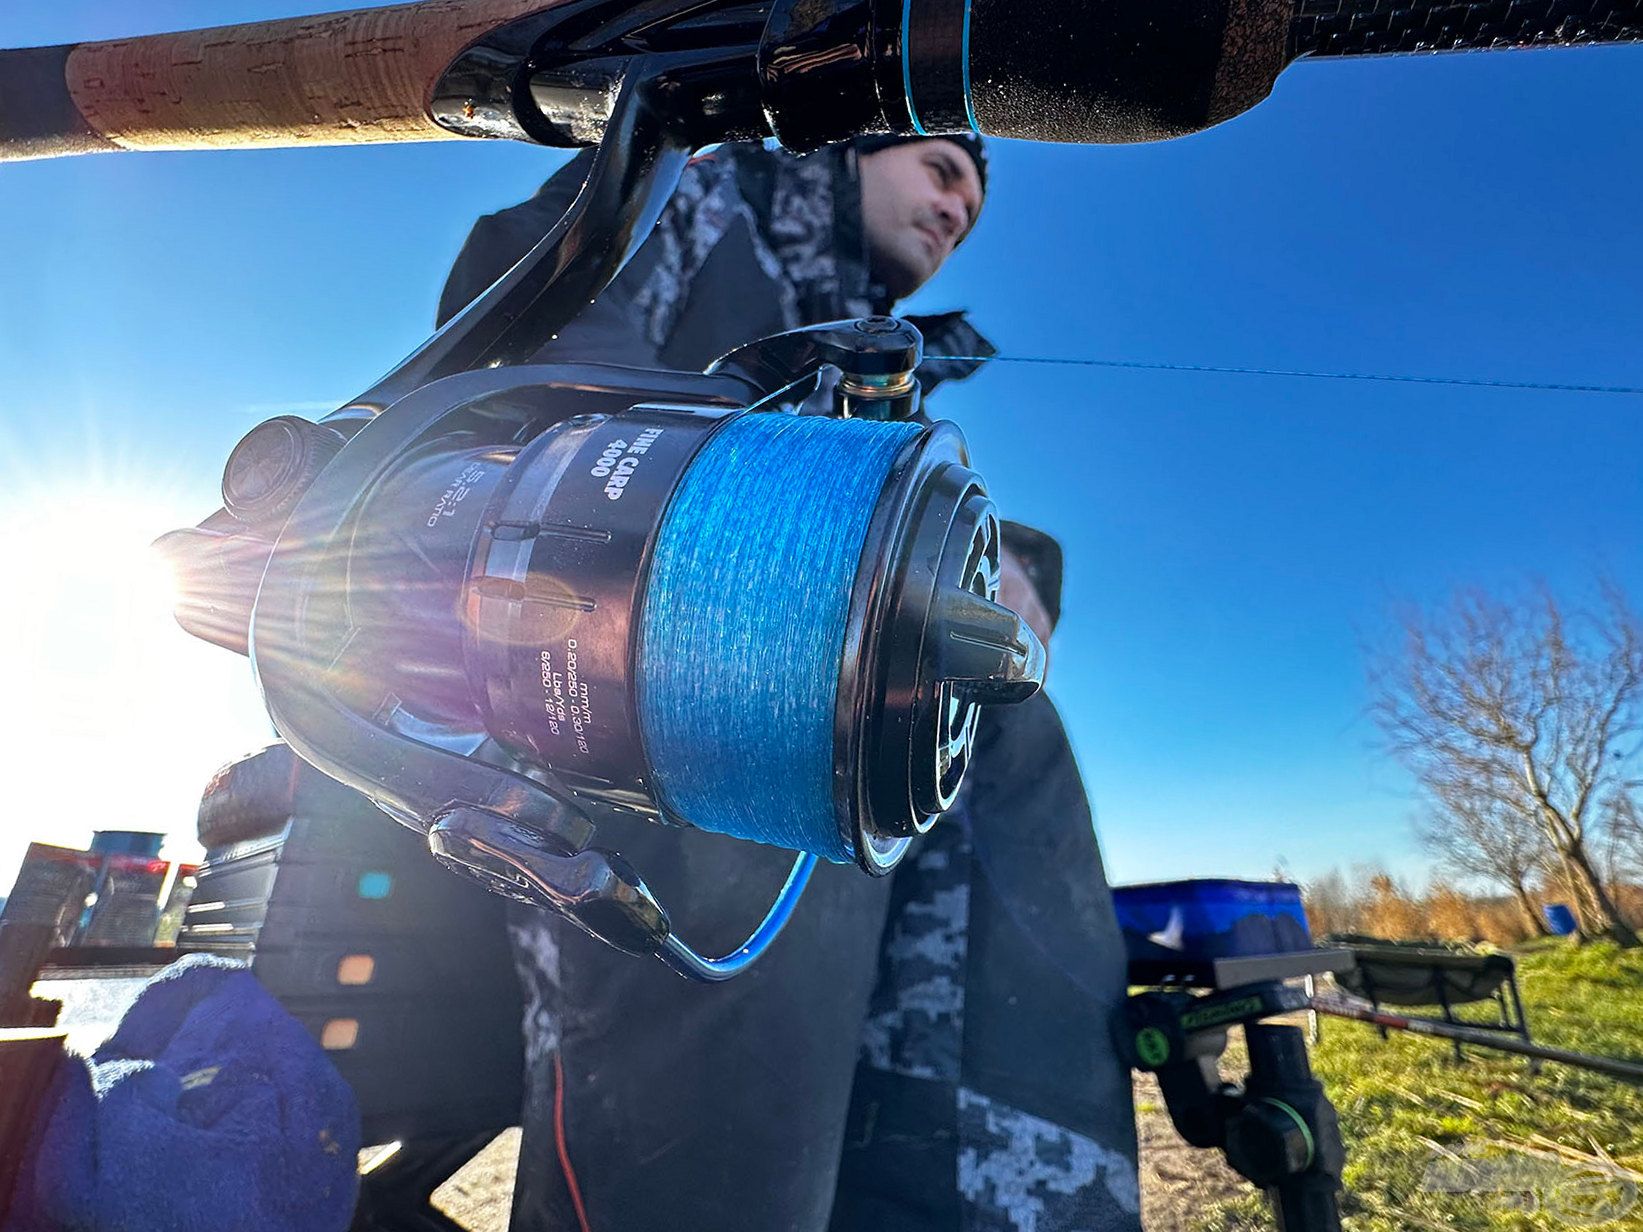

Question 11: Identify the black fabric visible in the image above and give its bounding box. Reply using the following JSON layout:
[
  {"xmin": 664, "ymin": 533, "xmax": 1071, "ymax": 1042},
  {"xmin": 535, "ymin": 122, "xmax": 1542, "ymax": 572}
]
[
  {"xmin": 832, "ymin": 696, "xmax": 1141, "ymax": 1232},
  {"xmin": 961, "ymin": 697, "xmax": 1137, "ymax": 1134},
  {"xmin": 831, "ymin": 1067, "xmax": 963, "ymax": 1230},
  {"xmin": 513, "ymin": 822, "xmax": 895, "ymax": 1231},
  {"xmin": 655, "ymin": 213, "xmax": 790, "ymax": 370},
  {"xmin": 854, "ymin": 133, "xmax": 989, "ymax": 196},
  {"xmin": 436, "ymin": 149, "xmax": 667, "ymax": 369}
]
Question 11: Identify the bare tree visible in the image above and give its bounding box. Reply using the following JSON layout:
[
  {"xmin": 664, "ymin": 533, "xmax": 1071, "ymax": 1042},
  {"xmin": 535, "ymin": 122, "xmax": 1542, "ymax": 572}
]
[
  {"xmin": 1599, "ymin": 790, "xmax": 1643, "ymax": 905},
  {"xmin": 1415, "ymin": 791, "xmax": 1550, "ymax": 937},
  {"xmin": 1370, "ymin": 584, "xmax": 1643, "ymax": 947}
]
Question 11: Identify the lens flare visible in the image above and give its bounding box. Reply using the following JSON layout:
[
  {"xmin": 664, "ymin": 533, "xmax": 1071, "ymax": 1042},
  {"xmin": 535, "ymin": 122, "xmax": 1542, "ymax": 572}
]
[{"xmin": 0, "ymin": 468, "xmax": 275, "ymax": 891}]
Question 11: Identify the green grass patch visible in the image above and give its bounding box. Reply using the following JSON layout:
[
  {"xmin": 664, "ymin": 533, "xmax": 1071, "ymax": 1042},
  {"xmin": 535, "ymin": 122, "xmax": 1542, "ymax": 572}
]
[{"xmin": 1191, "ymin": 942, "xmax": 1643, "ymax": 1231}]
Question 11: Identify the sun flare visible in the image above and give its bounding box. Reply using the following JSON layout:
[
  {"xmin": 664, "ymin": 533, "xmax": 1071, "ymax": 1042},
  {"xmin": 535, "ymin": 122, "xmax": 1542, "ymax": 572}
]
[{"xmin": 0, "ymin": 479, "xmax": 274, "ymax": 889}]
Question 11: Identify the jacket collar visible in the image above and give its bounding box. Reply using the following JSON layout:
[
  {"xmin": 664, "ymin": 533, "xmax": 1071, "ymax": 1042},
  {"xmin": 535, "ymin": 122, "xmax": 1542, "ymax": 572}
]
[{"xmin": 728, "ymin": 142, "xmax": 997, "ymax": 394}]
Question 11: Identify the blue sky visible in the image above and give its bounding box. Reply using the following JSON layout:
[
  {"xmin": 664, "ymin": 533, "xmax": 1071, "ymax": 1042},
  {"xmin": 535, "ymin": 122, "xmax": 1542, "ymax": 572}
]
[{"xmin": 2, "ymin": 2, "xmax": 1640, "ymax": 892}]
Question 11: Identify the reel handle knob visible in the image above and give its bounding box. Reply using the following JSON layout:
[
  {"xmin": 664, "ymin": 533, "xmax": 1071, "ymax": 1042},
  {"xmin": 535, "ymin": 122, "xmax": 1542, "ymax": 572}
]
[
  {"xmin": 932, "ymin": 583, "xmax": 1046, "ymax": 704},
  {"xmin": 221, "ymin": 415, "xmax": 344, "ymax": 525}
]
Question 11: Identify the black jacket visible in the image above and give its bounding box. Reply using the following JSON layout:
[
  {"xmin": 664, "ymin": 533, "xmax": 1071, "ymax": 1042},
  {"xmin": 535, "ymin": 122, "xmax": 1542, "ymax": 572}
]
[{"xmin": 441, "ymin": 141, "xmax": 1139, "ymax": 1232}]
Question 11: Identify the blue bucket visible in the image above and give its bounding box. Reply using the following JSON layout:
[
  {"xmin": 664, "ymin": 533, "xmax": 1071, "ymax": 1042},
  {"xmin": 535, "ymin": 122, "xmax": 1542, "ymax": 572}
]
[{"xmin": 1543, "ymin": 903, "xmax": 1578, "ymax": 936}]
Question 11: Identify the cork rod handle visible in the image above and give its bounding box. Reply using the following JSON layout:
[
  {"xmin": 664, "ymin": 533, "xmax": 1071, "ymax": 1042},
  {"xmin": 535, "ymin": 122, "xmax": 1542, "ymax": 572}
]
[{"xmin": 0, "ymin": 0, "xmax": 564, "ymax": 162}]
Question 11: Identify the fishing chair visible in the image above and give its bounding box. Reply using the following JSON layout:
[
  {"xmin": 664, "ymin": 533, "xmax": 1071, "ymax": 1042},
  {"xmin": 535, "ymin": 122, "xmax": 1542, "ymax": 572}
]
[{"xmin": 1320, "ymin": 935, "xmax": 1532, "ymax": 1063}]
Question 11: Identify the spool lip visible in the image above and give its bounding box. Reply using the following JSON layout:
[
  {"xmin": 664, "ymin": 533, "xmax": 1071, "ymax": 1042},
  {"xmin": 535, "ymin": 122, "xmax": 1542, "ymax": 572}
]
[{"xmin": 834, "ymin": 420, "xmax": 977, "ymax": 874}]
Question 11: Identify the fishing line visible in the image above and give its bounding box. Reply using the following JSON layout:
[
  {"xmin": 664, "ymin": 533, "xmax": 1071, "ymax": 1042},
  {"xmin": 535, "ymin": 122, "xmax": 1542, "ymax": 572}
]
[
  {"xmin": 929, "ymin": 354, "xmax": 1643, "ymax": 398},
  {"xmin": 638, "ymin": 412, "xmax": 922, "ymax": 863}
]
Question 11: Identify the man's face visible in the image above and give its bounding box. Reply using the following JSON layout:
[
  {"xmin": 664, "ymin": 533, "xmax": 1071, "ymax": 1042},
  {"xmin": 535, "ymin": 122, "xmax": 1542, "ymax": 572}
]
[{"xmin": 859, "ymin": 140, "xmax": 984, "ymax": 301}]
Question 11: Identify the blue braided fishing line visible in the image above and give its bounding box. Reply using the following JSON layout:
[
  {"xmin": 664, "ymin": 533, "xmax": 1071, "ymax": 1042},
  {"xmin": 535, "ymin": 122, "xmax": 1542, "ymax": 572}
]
[{"xmin": 638, "ymin": 413, "xmax": 920, "ymax": 862}]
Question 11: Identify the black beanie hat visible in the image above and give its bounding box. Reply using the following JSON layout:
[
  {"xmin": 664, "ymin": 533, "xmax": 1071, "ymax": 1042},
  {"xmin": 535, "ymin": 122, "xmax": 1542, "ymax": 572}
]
[{"xmin": 853, "ymin": 132, "xmax": 989, "ymax": 198}]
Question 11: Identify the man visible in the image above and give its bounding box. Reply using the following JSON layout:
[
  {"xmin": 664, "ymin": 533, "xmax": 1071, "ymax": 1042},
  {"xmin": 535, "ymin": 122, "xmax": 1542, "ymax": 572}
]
[{"xmin": 440, "ymin": 136, "xmax": 1142, "ymax": 1232}]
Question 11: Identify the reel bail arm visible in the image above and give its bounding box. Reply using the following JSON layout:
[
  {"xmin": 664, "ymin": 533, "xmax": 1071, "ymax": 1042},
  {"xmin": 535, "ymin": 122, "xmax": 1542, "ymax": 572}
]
[{"xmin": 711, "ymin": 316, "xmax": 926, "ymax": 421}]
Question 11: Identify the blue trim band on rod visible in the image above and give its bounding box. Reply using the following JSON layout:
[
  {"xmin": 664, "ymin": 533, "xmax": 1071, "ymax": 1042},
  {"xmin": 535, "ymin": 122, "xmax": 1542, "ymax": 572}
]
[
  {"xmin": 901, "ymin": 0, "xmax": 929, "ymax": 134},
  {"xmin": 638, "ymin": 413, "xmax": 921, "ymax": 863},
  {"xmin": 961, "ymin": 0, "xmax": 979, "ymax": 132}
]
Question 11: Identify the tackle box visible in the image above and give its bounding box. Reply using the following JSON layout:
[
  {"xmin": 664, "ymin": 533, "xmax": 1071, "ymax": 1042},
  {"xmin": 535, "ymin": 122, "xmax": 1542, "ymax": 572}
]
[{"xmin": 1113, "ymin": 878, "xmax": 1312, "ymax": 965}]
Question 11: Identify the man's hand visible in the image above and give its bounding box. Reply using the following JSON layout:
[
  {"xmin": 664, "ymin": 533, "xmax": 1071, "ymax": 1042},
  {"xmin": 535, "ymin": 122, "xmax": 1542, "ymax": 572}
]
[{"xmin": 999, "ymin": 546, "xmax": 1053, "ymax": 665}]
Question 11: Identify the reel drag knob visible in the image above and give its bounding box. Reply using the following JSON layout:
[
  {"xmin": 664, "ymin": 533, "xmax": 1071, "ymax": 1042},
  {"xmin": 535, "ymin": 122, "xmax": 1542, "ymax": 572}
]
[
  {"xmin": 929, "ymin": 584, "xmax": 1046, "ymax": 706},
  {"xmin": 222, "ymin": 414, "xmax": 344, "ymax": 525},
  {"xmin": 927, "ymin": 489, "xmax": 1046, "ymax": 707}
]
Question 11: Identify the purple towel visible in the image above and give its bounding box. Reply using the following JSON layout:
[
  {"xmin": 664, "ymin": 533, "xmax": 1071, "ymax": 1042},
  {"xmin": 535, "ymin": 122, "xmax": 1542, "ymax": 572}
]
[{"xmin": 7, "ymin": 954, "xmax": 359, "ymax": 1232}]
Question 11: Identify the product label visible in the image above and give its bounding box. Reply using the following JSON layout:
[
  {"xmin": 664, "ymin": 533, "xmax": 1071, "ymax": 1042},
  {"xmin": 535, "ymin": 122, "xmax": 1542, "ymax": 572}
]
[
  {"xmin": 427, "ymin": 461, "xmax": 487, "ymax": 528},
  {"xmin": 539, "ymin": 637, "xmax": 595, "ymax": 758},
  {"xmin": 589, "ymin": 427, "xmax": 664, "ymax": 501},
  {"xmin": 540, "ymin": 649, "xmax": 567, "ymax": 737}
]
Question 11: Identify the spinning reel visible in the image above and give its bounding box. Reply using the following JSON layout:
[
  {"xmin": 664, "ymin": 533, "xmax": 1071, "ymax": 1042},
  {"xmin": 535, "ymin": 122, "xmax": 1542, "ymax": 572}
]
[{"xmin": 156, "ymin": 37, "xmax": 1047, "ymax": 977}]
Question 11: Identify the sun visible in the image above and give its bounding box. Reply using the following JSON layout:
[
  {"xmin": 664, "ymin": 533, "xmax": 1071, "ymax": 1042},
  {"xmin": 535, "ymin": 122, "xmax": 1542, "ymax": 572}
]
[{"xmin": 0, "ymin": 478, "xmax": 275, "ymax": 892}]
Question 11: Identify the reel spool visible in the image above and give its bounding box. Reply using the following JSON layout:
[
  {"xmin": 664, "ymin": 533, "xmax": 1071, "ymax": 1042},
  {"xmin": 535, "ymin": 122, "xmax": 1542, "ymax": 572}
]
[{"xmin": 161, "ymin": 330, "xmax": 1044, "ymax": 979}]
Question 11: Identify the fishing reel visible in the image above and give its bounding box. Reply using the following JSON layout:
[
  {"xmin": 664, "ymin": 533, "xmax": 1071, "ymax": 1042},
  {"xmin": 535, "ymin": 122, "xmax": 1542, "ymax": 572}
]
[
  {"xmin": 148, "ymin": 8, "xmax": 1062, "ymax": 983},
  {"xmin": 158, "ymin": 314, "xmax": 1043, "ymax": 980}
]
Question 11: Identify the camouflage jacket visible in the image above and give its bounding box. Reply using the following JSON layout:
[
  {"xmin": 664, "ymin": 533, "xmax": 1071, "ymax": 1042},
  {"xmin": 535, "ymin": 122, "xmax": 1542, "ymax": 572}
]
[
  {"xmin": 440, "ymin": 142, "xmax": 1141, "ymax": 1232},
  {"xmin": 437, "ymin": 141, "xmax": 992, "ymax": 385}
]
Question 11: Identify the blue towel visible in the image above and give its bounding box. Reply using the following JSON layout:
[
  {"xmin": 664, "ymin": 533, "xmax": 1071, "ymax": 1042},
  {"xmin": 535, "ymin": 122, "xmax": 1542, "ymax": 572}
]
[{"xmin": 7, "ymin": 954, "xmax": 359, "ymax": 1232}]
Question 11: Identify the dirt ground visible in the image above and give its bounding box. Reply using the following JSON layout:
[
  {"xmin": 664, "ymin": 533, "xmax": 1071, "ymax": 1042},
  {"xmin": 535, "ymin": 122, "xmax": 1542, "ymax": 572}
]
[
  {"xmin": 1131, "ymin": 1070, "xmax": 1248, "ymax": 1231},
  {"xmin": 424, "ymin": 1129, "xmax": 519, "ymax": 1230},
  {"xmin": 418, "ymin": 1075, "xmax": 1241, "ymax": 1232}
]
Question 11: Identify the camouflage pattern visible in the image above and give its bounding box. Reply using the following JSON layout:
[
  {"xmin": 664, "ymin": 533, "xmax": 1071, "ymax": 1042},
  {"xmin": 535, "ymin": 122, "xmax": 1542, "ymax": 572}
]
[
  {"xmin": 441, "ymin": 142, "xmax": 1140, "ymax": 1232},
  {"xmin": 630, "ymin": 154, "xmax": 768, "ymax": 349},
  {"xmin": 764, "ymin": 147, "xmax": 877, "ymax": 322},
  {"xmin": 846, "ymin": 689, "xmax": 1146, "ymax": 1232},
  {"xmin": 505, "ymin": 907, "xmax": 562, "ymax": 1072},
  {"xmin": 630, "ymin": 146, "xmax": 876, "ymax": 355},
  {"xmin": 859, "ymin": 809, "xmax": 973, "ymax": 1083},
  {"xmin": 957, "ymin": 1088, "xmax": 1142, "ymax": 1232}
]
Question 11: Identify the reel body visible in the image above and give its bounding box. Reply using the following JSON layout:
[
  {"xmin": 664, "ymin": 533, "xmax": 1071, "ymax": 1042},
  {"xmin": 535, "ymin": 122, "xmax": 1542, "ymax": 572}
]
[
  {"xmin": 162, "ymin": 337, "xmax": 1044, "ymax": 977},
  {"xmin": 153, "ymin": 43, "xmax": 1049, "ymax": 981}
]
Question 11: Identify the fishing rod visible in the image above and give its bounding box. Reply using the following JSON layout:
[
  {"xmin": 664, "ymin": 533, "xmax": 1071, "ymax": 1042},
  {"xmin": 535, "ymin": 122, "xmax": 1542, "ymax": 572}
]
[
  {"xmin": 2, "ymin": 0, "xmax": 1640, "ymax": 164},
  {"xmin": 3, "ymin": 0, "xmax": 1639, "ymax": 981},
  {"xmin": 1312, "ymin": 995, "xmax": 1643, "ymax": 1085}
]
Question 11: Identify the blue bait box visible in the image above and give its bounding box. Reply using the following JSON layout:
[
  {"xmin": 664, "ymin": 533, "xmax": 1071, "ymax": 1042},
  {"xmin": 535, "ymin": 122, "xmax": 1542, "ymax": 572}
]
[{"xmin": 1113, "ymin": 879, "xmax": 1312, "ymax": 963}]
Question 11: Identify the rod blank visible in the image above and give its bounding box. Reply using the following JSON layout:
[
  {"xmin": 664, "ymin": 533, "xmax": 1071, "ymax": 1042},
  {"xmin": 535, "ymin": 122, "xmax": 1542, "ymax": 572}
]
[{"xmin": 1312, "ymin": 996, "xmax": 1643, "ymax": 1086}]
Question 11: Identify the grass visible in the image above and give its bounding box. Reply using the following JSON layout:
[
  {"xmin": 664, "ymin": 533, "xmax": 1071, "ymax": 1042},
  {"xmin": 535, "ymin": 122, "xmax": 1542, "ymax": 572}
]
[{"xmin": 1191, "ymin": 941, "xmax": 1643, "ymax": 1231}]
